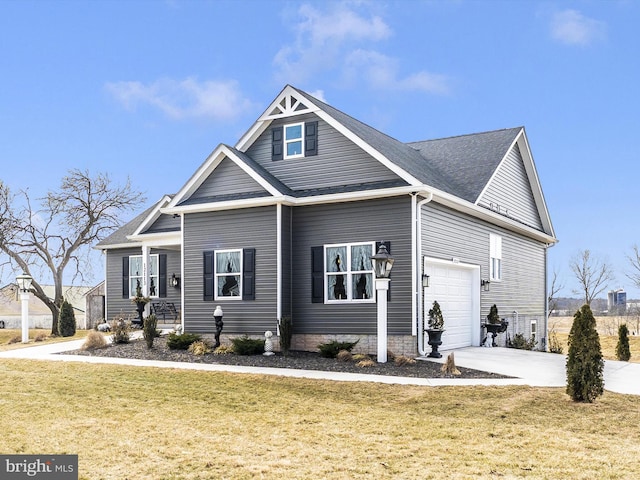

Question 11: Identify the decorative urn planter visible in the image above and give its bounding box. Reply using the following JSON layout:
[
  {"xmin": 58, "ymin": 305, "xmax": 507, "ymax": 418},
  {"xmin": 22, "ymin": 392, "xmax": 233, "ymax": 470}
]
[
  {"xmin": 426, "ymin": 300, "xmax": 445, "ymax": 358},
  {"xmin": 426, "ymin": 328, "xmax": 444, "ymax": 358}
]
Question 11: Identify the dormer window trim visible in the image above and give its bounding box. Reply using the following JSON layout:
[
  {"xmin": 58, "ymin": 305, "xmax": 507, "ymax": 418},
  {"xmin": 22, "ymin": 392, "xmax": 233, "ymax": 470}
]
[{"xmin": 271, "ymin": 121, "xmax": 318, "ymax": 161}]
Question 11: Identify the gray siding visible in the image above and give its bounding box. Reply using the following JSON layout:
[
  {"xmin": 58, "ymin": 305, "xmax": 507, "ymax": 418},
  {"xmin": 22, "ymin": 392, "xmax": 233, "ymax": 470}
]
[
  {"xmin": 105, "ymin": 247, "xmax": 182, "ymax": 322},
  {"xmin": 245, "ymin": 113, "xmax": 401, "ymax": 191},
  {"xmin": 183, "ymin": 206, "xmax": 278, "ymax": 334},
  {"xmin": 281, "ymin": 205, "xmax": 292, "ymax": 318},
  {"xmin": 477, "ymin": 144, "xmax": 543, "ymax": 230},
  {"xmin": 143, "ymin": 213, "xmax": 180, "ymax": 233},
  {"xmin": 291, "ymin": 196, "xmax": 413, "ymax": 335},
  {"xmin": 422, "ymin": 202, "xmax": 547, "ymax": 343},
  {"xmin": 191, "ymin": 156, "xmax": 267, "ymax": 199}
]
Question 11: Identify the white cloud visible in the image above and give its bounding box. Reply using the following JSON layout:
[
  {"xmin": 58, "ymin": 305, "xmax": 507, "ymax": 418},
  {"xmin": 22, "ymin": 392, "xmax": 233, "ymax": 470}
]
[
  {"xmin": 345, "ymin": 49, "xmax": 450, "ymax": 94},
  {"xmin": 274, "ymin": 1, "xmax": 449, "ymax": 95},
  {"xmin": 550, "ymin": 9, "xmax": 606, "ymax": 46},
  {"xmin": 105, "ymin": 78, "xmax": 253, "ymax": 121}
]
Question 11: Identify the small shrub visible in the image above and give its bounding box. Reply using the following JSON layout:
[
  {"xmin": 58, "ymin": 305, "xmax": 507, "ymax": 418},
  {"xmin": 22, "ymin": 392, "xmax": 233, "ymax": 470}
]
[
  {"xmin": 548, "ymin": 328, "xmax": 564, "ymax": 354},
  {"xmin": 8, "ymin": 336, "xmax": 21, "ymax": 344},
  {"xmin": 188, "ymin": 340, "xmax": 213, "ymax": 356},
  {"xmin": 278, "ymin": 316, "xmax": 293, "ymax": 356},
  {"xmin": 616, "ymin": 323, "xmax": 631, "ymax": 361},
  {"xmin": 34, "ymin": 333, "xmax": 48, "ymax": 342},
  {"xmin": 394, "ymin": 355, "xmax": 417, "ymax": 366},
  {"xmin": 336, "ymin": 350, "xmax": 353, "ymax": 362},
  {"xmin": 356, "ymin": 357, "xmax": 375, "ymax": 368},
  {"xmin": 566, "ymin": 304, "xmax": 604, "ymax": 403},
  {"xmin": 487, "ymin": 304, "xmax": 500, "ymax": 324},
  {"xmin": 213, "ymin": 344, "xmax": 234, "ymax": 355},
  {"xmin": 231, "ymin": 335, "xmax": 265, "ymax": 355},
  {"xmin": 352, "ymin": 353, "xmax": 369, "ymax": 362},
  {"xmin": 318, "ymin": 339, "xmax": 359, "ymax": 358},
  {"xmin": 428, "ymin": 301, "xmax": 444, "ymax": 330},
  {"xmin": 143, "ymin": 314, "xmax": 158, "ymax": 349},
  {"xmin": 167, "ymin": 332, "xmax": 202, "ymax": 350},
  {"xmin": 507, "ymin": 333, "xmax": 536, "ymax": 350},
  {"xmin": 110, "ymin": 318, "xmax": 131, "ymax": 344},
  {"xmin": 82, "ymin": 331, "xmax": 107, "ymax": 350},
  {"xmin": 58, "ymin": 299, "xmax": 76, "ymax": 337}
]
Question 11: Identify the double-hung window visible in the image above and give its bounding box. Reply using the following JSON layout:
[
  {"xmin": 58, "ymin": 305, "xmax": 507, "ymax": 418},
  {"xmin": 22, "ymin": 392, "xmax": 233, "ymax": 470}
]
[
  {"xmin": 490, "ymin": 233, "xmax": 502, "ymax": 281},
  {"xmin": 284, "ymin": 122, "xmax": 304, "ymax": 159},
  {"xmin": 203, "ymin": 248, "xmax": 255, "ymax": 301},
  {"xmin": 215, "ymin": 249, "xmax": 242, "ymax": 299},
  {"xmin": 325, "ymin": 242, "xmax": 375, "ymax": 302}
]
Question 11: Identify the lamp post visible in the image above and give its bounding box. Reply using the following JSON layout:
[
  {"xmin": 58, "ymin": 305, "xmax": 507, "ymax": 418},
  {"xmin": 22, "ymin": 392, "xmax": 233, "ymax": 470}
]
[
  {"xmin": 16, "ymin": 273, "xmax": 32, "ymax": 343},
  {"xmin": 371, "ymin": 243, "xmax": 394, "ymax": 363}
]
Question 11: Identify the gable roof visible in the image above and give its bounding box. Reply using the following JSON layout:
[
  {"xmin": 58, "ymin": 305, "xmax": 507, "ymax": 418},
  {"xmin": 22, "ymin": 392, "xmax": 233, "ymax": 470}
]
[
  {"xmin": 407, "ymin": 127, "xmax": 522, "ymax": 203},
  {"xmin": 99, "ymin": 84, "xmax": 556, "ymax": 248}
]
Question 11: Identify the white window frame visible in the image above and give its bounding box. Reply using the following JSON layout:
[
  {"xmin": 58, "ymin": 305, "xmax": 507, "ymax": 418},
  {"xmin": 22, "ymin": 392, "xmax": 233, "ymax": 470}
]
[
  {"xmin": 530, "ymin": 319, "xmax": 537, "ymax": 342},
  {"xmin": 324, "ymin": 242, "xmax": 376, "ymax": 304},
  {"xmin": 214, "ymin": 249, "xmax": 243, "ymax": 300},
  {"xmin": 284, "ymin": 122, "xmax": 304, "ymax": 159},
  {"xmin": 490, "ymin": 233, "xmax": 502, "ymax": 282},
  {"xmin": 129, "ymin": 254, "xmax": 159, "ymax": 298}
]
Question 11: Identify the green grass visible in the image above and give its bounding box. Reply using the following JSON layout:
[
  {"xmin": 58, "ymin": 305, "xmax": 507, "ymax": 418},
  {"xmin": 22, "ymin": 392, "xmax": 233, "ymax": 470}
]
[{"xmin": 0, "ymin": 359, "xmax": 638, "ymax": 479}]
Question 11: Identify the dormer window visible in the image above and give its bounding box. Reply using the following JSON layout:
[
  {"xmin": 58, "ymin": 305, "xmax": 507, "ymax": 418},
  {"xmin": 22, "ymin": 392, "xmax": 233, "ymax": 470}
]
[
  {"xmin": 272, "ymin": 121, "xmax": 318, "ymax": 161},
  {"xmin": 285, "ymin": 123, "xmax": 304, "ymax": 159}
]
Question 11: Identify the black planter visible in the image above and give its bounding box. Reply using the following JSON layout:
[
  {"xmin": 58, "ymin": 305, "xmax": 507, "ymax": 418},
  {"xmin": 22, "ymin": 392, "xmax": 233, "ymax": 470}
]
[
  {"xmin": 135, "ymin": 301, "xmax": 147, "ymax": 326},
  {"xmin": 482, "ymin": 321, "xmax": 509, "ymax": 347},
  {"xmin": 426, "ymin": 329, "xmax": 444, "ymax": 358}
]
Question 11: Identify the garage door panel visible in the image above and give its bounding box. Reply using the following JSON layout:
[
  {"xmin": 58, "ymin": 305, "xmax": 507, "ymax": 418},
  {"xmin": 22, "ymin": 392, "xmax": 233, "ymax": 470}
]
[{"xmin": 425, "ymin": 261, "xmax": 476, "ymax": 350}]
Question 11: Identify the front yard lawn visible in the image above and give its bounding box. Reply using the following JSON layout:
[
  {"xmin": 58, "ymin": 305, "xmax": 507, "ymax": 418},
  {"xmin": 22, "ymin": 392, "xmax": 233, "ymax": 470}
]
[{"xmin": 0, "ymin": 359, "xmax": 638, "ymax": 479}]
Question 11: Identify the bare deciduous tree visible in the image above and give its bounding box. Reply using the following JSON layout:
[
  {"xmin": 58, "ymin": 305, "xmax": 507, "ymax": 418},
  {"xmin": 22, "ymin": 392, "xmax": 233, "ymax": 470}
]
[
  {"xmin": 547, "ymin": 268, "xmax": 564, "ymax": 318},
  {"xmin": 569, "ymin": 249, "xmax": 615, "ymax": 306},
  {"xmin": 626, "ymin": 244, "xmax": 640, "ymax": 291},
  {"xmin": 0, "ymin": 169, "xmax": 144, "ymax": 335}
]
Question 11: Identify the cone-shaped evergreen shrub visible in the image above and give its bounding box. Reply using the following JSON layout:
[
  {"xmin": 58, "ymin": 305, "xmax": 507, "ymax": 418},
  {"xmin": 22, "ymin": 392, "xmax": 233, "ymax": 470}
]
[
  {"xmin": 616, "ymin": 323, "xmax": 631, "ymax": 361},
  {"xmin": 566, "ymin": 304, "xmax": 604, "ymax": 402},
  {"xmin": 428, "ymin": 301, "xmax": 444, "ymax": 330},
  {"xmin": 58, "ymin": 299, "xmax": 76, "ymax": 337},
  {"xmin": 143, "ymin": 314, "xmax": 158, "ymax": 349}
]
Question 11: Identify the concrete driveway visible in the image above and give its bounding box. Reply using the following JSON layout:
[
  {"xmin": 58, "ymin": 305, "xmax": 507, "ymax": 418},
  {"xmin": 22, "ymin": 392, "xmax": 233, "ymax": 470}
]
[{"xmin": 430, "ymin": 347, "xmax": 640, "ymax": 396}]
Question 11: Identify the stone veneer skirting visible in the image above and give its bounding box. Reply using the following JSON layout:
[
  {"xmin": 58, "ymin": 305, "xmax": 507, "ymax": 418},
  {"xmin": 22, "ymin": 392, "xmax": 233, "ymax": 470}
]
[{"xmin": 202, "ymin": 333, "xmax": 419, "ymax": 357}]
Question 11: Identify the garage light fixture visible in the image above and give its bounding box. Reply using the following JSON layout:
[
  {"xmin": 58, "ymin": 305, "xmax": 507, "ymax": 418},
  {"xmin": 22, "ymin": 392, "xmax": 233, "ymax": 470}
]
[
  {"xmin": 481, "ymin": 279, "xmax": 491, "ymax": 292},
  {"xmin": 422, "ymin": 274, "xmax": 430, "ymax": 288}
]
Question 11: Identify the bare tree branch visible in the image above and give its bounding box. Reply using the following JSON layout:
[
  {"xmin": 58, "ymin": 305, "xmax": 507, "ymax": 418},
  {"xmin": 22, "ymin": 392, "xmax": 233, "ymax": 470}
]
[
  {"xmin": 569, "ymin": 249, "xmax": 615, "ymax": 306},
  {"xmin": 0, "ymin": 170, "xmax": 145, "ymax": 334},
  {"xmin": 625, "ymin": 245, "xmax": 640, "ymax": 291},
  {"xmin": 547, "ymin": 268, "xmax": 564, "ymax": 318}
]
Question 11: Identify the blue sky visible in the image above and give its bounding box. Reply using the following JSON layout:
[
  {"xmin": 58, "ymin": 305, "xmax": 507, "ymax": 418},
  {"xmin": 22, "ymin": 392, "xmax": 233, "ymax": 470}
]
[{"xmin": 1, "ymin": 0, "xmax": 639, "ymax": 298}]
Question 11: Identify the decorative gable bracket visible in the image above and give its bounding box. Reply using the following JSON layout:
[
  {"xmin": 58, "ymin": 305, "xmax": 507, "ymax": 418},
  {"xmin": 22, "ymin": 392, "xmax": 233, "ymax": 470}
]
[{"xmin": 259, "ymin": 87, "xmax": 319, "ymax": 121}]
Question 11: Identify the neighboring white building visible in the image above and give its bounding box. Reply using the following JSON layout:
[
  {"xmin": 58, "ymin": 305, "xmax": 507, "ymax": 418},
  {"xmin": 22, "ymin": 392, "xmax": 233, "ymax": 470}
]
[{"xmin": 0, "ymin": 283, "xmax": 91, "ymax": 329}]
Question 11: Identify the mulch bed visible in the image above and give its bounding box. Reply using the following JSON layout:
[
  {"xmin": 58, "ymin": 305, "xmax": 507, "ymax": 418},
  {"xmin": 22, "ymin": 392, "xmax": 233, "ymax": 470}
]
[{"xmin": 63, "ymin": 336, "xmax": 509, "ymax": 380}]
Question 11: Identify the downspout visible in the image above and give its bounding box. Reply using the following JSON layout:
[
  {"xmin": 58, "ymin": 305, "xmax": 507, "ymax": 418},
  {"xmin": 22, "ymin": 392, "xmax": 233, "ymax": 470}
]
[
  {"xmin": 276, "ymin": 203, "xmax": 282, "ymax": 331},
  {"xmin": 414, "ymin": 191, "xmax": 434, "ymax": 356}
]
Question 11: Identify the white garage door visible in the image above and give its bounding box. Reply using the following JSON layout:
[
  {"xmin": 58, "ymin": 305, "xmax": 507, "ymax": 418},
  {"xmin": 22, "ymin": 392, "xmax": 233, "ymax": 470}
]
[{"xmin": 424, "ymin": 260, "xmax": 478, "ymax": 349}]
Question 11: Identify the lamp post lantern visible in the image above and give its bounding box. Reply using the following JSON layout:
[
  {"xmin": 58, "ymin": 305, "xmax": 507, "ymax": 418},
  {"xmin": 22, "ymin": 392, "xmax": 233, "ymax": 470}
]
[
  {"xmin": 16, "ymin": 273, "xmax": 32, "ymax": 343},
  {"xmin": 371, "ymin": 243, "xmax": 394, "ymax": 363}
]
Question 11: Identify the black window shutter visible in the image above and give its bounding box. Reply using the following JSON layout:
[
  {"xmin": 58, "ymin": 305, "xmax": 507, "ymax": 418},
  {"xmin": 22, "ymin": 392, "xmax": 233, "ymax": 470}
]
[
  {"xmin": 375, "ymin": 241, "xmax": 391, "ymax": 302},
  {"xmin": 272, "ymin": 126, "xmax": 283, "ymax": 161},
  {"xmin": 242, "ymin": 248, "xmax": 256, "ymax": 300},
  {"xmin": 158, "ymin": 254, "xmax": 167, "ymax": 298},
  {"xmin": 203, "ymin": 251, "xmax": 214, "ymax": 301},
  {"xmin": 122, "ymin": 256, "xmax": 129, "ymax": 299},
  {"xmin": 311, "ymin": 246, "xmax": 324, "ymax": 303},
  {"xmin": 305, "ymin": 121, "xmax": 318, "ymax": 156}
]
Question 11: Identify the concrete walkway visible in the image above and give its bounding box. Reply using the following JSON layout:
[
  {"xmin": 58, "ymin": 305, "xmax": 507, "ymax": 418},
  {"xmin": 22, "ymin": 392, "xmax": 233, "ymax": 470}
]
[{"xmin": 1, "ymin": 339, "xmax": 639, "ymax": 395}]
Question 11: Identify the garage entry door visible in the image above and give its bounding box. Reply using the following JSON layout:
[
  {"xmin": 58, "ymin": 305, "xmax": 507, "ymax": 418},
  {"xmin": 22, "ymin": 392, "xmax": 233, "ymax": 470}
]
[{"xmin": 424, "ymin": 259, "xmax": 480, "ymax": 349}]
